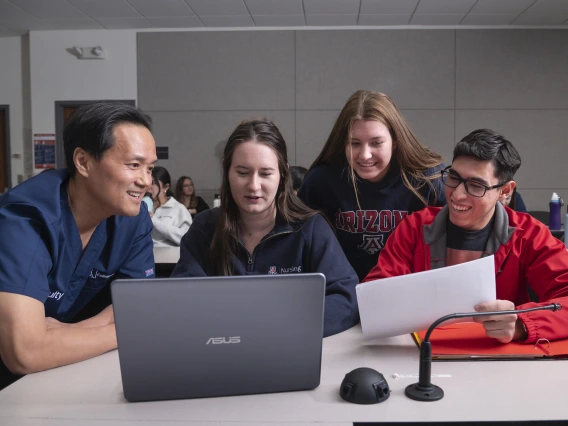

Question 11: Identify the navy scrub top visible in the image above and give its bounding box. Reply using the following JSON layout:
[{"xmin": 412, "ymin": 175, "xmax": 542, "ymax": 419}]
[{"xmin": 0, "ymin": 169, "xmax": 155, "ymax": 322}]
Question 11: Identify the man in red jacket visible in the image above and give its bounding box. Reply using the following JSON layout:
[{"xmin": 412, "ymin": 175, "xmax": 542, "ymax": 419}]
[{"xmin": 365, "ymin": 129, "xmax": 568, "ymax": 344}]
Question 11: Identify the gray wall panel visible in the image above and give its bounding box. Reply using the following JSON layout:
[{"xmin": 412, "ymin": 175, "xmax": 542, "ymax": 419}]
[
  {"xmin": 150, "ymin": 110, "xmax": 295, "ymax": 194},
  {"xmin": 295, "ymin": 30, "xmax": 455, "ymax": 110},
  {"xmin": 138, "ymin": 29, "xmax": 568, "ymax": 213},
  {"xmin": 138, "ymin": 31, "xmax": 295, "ymax": 111},
  {"xmin": 400, "ymin": 110, "xmax": 455, "ymax": 165},
  {"xmin": 295, "ymin": 110, "xmax": 339, "ymax": 168},
  {"xmin": 456, "ymin": 30, "xmax": 568, "ymax": 109}
]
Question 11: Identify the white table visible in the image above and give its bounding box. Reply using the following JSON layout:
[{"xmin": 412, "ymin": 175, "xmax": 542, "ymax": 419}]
[
  {"xmin": 1, "ymin": 326, "xmax": 567, "ymax": 425},
  {"xmin": 153, "ymin": 246, "xmax": 180, "ymax": 264}
]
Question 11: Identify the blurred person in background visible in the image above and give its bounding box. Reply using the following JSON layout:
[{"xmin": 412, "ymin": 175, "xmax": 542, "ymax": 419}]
[
  {"xmin": 151, "ymin": 166, "xmax": 192, "ymax": 246},
  {"xmin": 175, "ymin": 176, "xmax": 210, "ymax": 219},
  {"xmin": 290, "ymin": 166, "xmax": 308, "ymax": 195}
]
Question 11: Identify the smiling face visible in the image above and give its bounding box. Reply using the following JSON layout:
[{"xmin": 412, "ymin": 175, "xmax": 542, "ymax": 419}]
[
  {"xmin": 228, "ymin": 140, "xmax": 280, "ymax": 218},
  {"xmin": 445, "ymin": 156, "xmax": 514, "ymax": 231},
  {"xmin": 345, "ymin": 119, "xmax": 394, "ymax": 183},
  {"xmin": 83, "ymin": 124, "xmax": 157, "ymax": 217},
  {"xmin": 182, "ymin": 178, "xmax": 194, "ymax": 197}
]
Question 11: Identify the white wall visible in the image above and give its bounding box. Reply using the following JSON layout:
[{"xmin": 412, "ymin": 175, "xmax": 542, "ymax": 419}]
[
  {"xmin": 29, "ymin": 29, "xmax": 137, "ymax": 173},
  {"xmin": 0, "ymin": 36, "xmax": 25, "ymax": 188}
]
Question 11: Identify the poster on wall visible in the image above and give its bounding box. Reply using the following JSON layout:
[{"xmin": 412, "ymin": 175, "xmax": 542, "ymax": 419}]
[{"xmin": 34, "ymin": 134, "xmax": 56, "ymax": 169}]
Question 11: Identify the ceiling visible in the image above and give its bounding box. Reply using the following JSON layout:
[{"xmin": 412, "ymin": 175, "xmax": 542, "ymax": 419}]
[{"xmin": 1, "ymin": 0, "xmax": 568, "ymax": 37}]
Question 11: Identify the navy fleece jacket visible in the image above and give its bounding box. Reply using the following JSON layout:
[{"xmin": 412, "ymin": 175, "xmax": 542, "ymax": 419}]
[
  {"xmin": 299, "ymin": 161, "xmax": 446, "ymax": 281},
  {"xmin": 171, "ymin": 208, "xmax": 359, "ymax": 337}
]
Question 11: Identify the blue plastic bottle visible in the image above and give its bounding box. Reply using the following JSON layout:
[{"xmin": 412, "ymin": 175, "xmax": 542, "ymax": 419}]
[{"xmin": 549, "ymin": 192, "xmax": 562, "ymax": 231}]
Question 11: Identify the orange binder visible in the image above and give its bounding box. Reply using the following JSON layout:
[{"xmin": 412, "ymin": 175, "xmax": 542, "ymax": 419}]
[{"xmin": 413, "ymin": 322, "xmax": 568, "ymax": 360}]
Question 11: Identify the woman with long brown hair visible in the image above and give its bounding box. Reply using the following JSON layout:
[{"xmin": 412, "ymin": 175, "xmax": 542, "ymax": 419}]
[
  {"xmin": 299, "ymin": 90, "xmax": 446, "ymax": 281},
  {"xmin": 172, "ymin": 118, "xmax": 359, "ymax": 337},
  {"xmin": 175, "ymin": 176, "xmax": 210, "ymax": 219}
]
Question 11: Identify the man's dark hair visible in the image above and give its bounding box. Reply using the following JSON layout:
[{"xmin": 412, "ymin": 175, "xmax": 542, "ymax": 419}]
[
  {"xmin": 453, "ymin": 129, "xmax": 521, "ymax": 183},
  {"xmin": 63, "ymin": 102, "xmax": 152, "ymax": 177},
  {"xmin": 290, "ymin": 166, "xmax": 308, "ymax": 191}
]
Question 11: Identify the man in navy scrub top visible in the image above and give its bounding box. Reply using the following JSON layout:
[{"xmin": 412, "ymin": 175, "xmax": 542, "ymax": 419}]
[{"xmin": 0, "ymin": 102, "xmax": 158, "ymax": 389}]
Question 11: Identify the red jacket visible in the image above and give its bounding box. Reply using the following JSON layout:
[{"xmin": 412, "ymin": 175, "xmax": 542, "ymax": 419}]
[{"xmin": 364, "ymin": 204, "xmax": 568, "ymax": 343}]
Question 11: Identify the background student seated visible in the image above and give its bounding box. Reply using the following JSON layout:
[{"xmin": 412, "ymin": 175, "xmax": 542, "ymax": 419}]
[
  {"xmin": 150, "ymin": 166, "xmax": 192, "ymax": 246},
  {"xmin": 501, "ymin": 186, "xmax": 527, "ymax": 213},
  {"xmin": 171, "ymin": 119, "xmax": 360, "ymax": 337},
  {"xmin": 365, "ymin": 129, "xmax": 568, "ymax": 344},
  {"xmin": 0, "ymin": 102, "xmax": 157, "ymax": 389},
  {"xmin": 175, "ymin": 176, "xmax": 210, "ymax": 219},
  {"xmin": 290, "ymin": 165, "xmax": 307, "ymax": 195}
]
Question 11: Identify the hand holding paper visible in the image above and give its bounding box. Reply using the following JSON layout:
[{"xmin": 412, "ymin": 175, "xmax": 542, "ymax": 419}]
[
  {"xmin": 356, "ymin": 256, "xmax": 497, "ymax": 340},
  {"xmin": 474, "ymin": 300, "xmax": 526, "ymax": 343}
]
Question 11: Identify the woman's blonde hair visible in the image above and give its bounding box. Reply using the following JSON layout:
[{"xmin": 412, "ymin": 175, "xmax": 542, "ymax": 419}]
[{"xmin": 309, "ymin": 90, "xmax": 443, "ymax": 206}]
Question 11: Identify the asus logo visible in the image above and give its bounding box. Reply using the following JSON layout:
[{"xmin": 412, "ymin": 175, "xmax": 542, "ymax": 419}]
[{"xmin": 206, "ymin": 337, "xmax": 241, "ymax": 345}]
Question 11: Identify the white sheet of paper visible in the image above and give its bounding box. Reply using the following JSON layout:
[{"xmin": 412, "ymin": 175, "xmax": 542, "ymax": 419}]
[{"xmin": 356, "ymin": 255, "xmax": 497, "ymax": 340}]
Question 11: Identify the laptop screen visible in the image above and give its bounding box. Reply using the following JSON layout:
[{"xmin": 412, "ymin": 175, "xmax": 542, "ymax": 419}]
[{"xmin": 112, "ymin": 273, "xmax": 325, "ymax": 402}]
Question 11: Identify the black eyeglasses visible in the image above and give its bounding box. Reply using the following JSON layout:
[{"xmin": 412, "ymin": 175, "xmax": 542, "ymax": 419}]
[{"xmin": 440, "ymin": 167, "xmax": 506, "ymax": 198}]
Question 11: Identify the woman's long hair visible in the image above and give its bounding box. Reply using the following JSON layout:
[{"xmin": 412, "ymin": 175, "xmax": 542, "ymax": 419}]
[
  {"xmin": 210, "ymin": 119, "xmax": 318, "ymax": 276},
  {"xmin": 309, "ymin": 90, "xmax": 443, "ymax": 207},
  {"xmin": 175, "ymin": 176, "xmax": 197, "ymax": 209},
  {"xmin": 151, "ymin": 166, "xmax": 173, "ymax": 209}
]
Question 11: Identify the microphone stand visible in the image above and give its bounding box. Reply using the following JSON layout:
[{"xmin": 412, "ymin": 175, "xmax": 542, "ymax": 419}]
[{"xmin": 405, "ymin": 302, "xmax": 562, "ymax": 402}]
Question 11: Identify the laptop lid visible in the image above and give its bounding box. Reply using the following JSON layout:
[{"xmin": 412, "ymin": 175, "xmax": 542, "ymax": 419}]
[{"xmin": 111, "ymin": 273, "xmax": 325, "ymax": 402}]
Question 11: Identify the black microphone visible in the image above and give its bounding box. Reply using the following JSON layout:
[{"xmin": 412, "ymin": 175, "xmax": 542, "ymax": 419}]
[{"xmin": 405, "ymin": 302, "xmax": 562, "ymax": 402}]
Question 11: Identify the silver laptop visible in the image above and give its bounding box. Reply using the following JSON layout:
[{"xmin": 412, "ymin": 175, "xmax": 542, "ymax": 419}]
[{"xmin": 111, "ymin": 273, "xmax": 326, "ymax": 402}]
